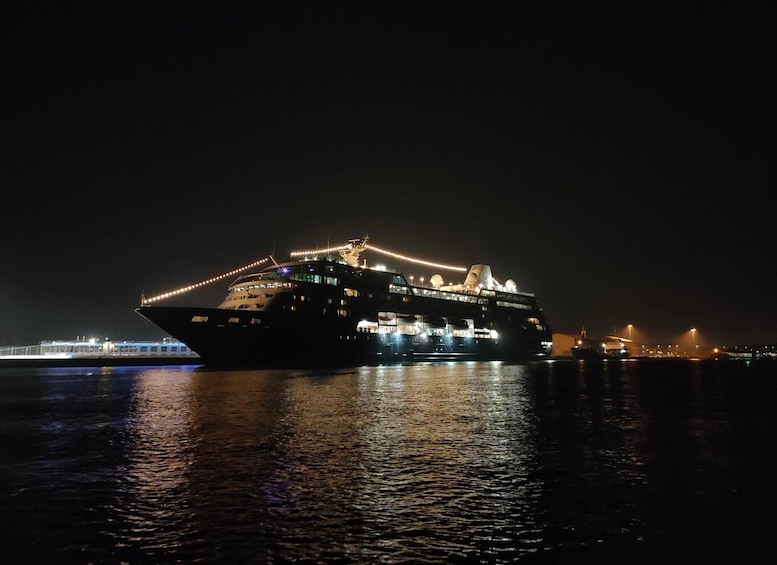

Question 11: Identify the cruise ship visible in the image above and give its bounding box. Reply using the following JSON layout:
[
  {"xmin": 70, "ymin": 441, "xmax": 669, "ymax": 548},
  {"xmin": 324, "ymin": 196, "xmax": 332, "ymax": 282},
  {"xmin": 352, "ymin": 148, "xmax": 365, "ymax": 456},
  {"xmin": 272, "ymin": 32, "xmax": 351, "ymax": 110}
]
[{"xmin": 136, "ymin": 238, "xmax": 553, "ymax": 367}]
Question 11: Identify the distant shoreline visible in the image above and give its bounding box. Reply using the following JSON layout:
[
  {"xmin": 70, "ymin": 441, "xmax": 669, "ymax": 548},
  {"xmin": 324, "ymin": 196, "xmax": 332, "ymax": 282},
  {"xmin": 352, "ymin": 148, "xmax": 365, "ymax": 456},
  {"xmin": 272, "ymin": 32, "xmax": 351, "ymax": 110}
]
[
  {"xmin": 0, "ymin": 357, "xmax": 203, "ymax": 369},
  {"xmin": 2, "ymin": 355, "xmax": 771, "ymax": 370}
]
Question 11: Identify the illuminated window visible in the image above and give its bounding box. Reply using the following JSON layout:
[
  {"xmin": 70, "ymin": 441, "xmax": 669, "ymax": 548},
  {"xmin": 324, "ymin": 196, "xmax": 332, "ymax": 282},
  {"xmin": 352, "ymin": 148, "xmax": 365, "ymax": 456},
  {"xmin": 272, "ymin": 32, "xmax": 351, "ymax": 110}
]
[
  {"xmin": 389, "ymin": 284, "xmax": 410, "ymax": 295},
  {"xmin": 192, "ymin": 316, "xmax": 208, "ymax": 323}
]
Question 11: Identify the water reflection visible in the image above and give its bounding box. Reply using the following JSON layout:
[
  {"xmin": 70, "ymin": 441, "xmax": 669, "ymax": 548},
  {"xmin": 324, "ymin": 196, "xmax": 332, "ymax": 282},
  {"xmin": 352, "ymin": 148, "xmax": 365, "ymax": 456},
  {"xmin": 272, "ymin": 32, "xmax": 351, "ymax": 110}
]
[
  {"xmin": 24, "ymin": 358, "xmax": 769, "ymax": 563},
  {"xmin": 116, "ymin": 367, "xmax": 198, "ymax": 561},
  {"xmin": 111, "ymin": 363, "xmax": 553, "ymax": 561}
]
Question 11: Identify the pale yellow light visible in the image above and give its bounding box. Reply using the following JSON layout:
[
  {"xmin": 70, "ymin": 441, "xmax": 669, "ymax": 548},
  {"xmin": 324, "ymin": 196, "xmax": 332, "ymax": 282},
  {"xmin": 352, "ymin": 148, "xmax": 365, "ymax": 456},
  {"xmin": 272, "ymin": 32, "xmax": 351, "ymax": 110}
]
[
  {"xmin": 143, "ymin": 257, "xmax": 271, "ymax": 305},
  {"xmin": 364, "ymin": 244, "xmax": 467, "ymax": 272}
]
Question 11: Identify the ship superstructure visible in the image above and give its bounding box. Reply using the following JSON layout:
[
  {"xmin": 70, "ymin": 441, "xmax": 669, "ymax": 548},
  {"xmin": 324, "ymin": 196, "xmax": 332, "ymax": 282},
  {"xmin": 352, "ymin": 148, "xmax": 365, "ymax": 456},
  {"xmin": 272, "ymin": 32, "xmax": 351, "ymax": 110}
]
[{"xmin": 136, "ymin": 238, "xmax": 553, "ymax": 367}]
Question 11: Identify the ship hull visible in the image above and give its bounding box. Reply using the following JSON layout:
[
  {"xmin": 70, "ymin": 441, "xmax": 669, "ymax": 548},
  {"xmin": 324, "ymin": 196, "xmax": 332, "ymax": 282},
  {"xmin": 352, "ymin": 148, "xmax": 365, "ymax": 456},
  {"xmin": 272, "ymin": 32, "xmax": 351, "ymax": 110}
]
[{"xmin": 136, "ymin": 306, "xmax": 551, "ymax": 368}]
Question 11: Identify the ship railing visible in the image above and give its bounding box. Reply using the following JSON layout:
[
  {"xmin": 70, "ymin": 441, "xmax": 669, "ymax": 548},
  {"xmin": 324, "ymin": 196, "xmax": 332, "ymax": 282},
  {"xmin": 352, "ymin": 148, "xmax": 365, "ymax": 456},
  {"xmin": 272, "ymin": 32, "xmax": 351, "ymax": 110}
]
[
  {"xmin": 409, "ymin": 287, "xmax": 480, "ymax": 304},
  {"xmin": 0, "ymin": 344, "xmax": 43, "ymax": 357}
]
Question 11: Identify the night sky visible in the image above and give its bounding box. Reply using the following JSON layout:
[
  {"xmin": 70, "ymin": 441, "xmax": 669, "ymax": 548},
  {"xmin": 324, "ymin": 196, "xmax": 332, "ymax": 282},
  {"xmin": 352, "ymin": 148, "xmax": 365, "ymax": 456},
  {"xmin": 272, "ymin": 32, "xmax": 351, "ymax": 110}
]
[{"xmin": 2, "ymin": 1, "xmax": 775, "ymax": 348}]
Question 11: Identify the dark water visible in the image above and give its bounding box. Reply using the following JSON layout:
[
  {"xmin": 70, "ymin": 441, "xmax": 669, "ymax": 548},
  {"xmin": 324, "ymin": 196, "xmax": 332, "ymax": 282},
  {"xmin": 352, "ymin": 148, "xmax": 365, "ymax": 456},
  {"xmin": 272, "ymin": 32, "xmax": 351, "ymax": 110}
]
[{"xmin": 1, "ymin": 359, "xmax": 775, "ymax": 564}]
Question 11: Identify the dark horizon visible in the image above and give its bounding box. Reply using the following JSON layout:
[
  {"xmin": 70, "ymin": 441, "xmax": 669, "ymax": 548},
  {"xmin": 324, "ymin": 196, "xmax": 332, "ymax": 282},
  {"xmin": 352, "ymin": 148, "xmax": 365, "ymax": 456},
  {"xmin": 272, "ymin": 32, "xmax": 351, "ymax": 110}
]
[{"xmin": 2, "ymin": 1, "xmax": 774, "ymax": 349}]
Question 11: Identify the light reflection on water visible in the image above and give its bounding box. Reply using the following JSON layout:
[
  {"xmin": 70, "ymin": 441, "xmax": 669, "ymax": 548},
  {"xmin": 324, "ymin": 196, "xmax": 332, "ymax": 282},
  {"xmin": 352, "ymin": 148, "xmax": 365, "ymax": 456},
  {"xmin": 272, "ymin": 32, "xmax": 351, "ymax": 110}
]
[{"xmin": 0, "ymin": 360, "xmax": 774, "ymax": 563}]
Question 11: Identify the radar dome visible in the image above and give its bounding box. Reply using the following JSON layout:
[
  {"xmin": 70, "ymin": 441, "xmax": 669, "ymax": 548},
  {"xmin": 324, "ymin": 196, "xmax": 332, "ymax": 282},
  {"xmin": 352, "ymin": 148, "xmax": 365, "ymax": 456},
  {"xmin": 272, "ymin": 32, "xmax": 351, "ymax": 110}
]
[
  {"xmin": 505, "ymin": 279, "xmax": 518, "ymax": 292},
  {"xmin": 430, "ymin": 274, "xmax": 444, "ymax": 289}
]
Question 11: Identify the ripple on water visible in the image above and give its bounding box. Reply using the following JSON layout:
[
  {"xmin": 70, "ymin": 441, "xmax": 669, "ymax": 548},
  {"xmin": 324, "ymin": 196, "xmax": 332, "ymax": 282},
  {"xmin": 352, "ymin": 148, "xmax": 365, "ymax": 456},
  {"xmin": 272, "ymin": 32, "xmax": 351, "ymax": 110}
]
[{"xmin": 2, "ymin": 360, "xmax": 773, "ymax": 563}]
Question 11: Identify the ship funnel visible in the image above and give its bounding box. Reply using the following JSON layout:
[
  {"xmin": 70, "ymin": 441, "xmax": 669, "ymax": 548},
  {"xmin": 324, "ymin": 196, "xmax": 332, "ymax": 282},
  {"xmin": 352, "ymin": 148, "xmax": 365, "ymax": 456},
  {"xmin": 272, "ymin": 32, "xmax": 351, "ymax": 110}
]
[{"xmin": 464, "ymin": 264, "xmax": 494, "ymax": 289}]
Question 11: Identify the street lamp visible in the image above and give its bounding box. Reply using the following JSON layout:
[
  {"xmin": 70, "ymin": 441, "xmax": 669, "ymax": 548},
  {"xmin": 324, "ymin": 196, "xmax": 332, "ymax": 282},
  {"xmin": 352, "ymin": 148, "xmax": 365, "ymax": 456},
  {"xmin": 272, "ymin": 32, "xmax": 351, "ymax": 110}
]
[{"xmin": 691, "ymin": 328, "xmax": 697, "ymax": 352}]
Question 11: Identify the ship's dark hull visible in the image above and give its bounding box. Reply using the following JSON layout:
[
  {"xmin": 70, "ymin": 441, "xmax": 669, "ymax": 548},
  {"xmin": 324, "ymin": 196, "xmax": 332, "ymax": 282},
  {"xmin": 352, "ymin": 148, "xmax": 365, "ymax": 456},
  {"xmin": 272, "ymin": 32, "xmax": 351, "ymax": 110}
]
[{"xmin": 136, "ymin": 306, "xmax": 551, "ymax": 368}]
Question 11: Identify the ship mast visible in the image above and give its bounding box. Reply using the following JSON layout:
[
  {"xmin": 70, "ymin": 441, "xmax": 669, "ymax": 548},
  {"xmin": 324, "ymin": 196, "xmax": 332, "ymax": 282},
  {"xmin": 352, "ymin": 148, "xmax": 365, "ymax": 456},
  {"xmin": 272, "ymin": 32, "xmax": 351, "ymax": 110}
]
[{"xmin": 339, "ymin": 236, "xmax": 369, "ymax": 267}]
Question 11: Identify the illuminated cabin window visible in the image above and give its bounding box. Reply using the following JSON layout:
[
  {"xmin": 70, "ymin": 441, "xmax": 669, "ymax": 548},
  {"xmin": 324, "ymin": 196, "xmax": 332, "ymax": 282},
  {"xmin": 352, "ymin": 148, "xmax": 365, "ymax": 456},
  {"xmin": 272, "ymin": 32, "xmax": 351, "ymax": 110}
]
[
  {"xmin": 231, "ymin": 281, "xmax": 290, "ymax": 292},
  {"xmin": 192, "ymin": 315, "xmax": 209, "ymax": 323},
  {"xmin": 389, "ymin": 284, "xmax": 410, "ymax": 295},
  {"xmin": 250, "ymin": 318, "xmax": 261, "ymax": 325},
  {"xmin": 337, "ymin": 308, "xmax": 349, "ymax": 317},
  {"xmin": 289, "ymin": 273, "xmax": 322, "ymax": 284},
  {"xmin": 496, "ymin": 291, "xmax": 533, "ymax": 302},
  {"xmin": 527, "ymin": 317, "xmax": 544, "ymax": 331},
  {"xmin": 497, "ymin": 300, "xmax": 531, "ymax": 310},
  {"xmin": 344, "ymin": 288, "xmax": 360, "ymax": 297},
  {"xmin": 325, "ymin": 276, "xmax": 339, "ymax": 285},
  {"xmin": 411, "ymin": 287, "xmax": 478, "ymax": 303},
  {"xmin": 228, "ymin": 317, "xmax": 240, "ymax": 324}
]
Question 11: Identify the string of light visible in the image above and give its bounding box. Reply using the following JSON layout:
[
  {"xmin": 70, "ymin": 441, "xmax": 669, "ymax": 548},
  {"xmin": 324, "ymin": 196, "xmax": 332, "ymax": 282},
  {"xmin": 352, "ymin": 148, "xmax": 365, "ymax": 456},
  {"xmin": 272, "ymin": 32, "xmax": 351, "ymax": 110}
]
[
  {"xmin": 142, "ymin": 257, "xmax": 272, "ymax": 305},
  {"xmin": 364, "ymin": 244, "xmax": 467, "ymax": 272},
  {"xmin": 289, "ymin": 241, "xmax": 467, "ymax": 272},
  {"xmin": 143, "ymin": 241, "xmax": 467, "ymax": 305},
  {"xmin": 289, "ymin": 244, "xmax": 350, "ymax": 257}
]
